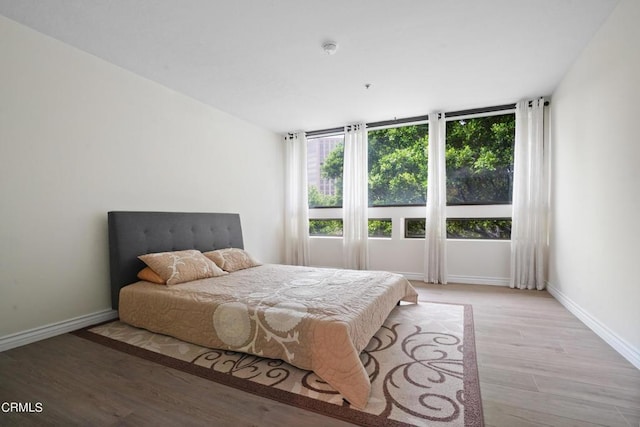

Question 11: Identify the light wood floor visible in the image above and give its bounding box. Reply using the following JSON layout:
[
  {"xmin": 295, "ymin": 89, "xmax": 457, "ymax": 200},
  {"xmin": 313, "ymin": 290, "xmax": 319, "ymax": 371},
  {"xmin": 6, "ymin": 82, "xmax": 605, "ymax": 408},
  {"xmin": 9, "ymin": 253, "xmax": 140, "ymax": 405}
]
[
  {"xmin": 1, "ymin": 283, "xmax": 638, "ymax": 426},
  {"xmin": 418, "ymin": 283, "xmax": 640, "ymax": 427}
]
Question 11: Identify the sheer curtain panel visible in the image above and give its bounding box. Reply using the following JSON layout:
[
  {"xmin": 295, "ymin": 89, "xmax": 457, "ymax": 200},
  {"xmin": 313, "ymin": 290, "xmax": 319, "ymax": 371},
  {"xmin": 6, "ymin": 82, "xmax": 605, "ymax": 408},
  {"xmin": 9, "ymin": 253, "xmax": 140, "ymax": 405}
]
[
  {"xmin": 342, "ymin": 123, "xmax": 369, "ymax": 270},
  {"xmin": 424, "ymin": 113, "xmax": 448, "ymax": 284},
  {"xmin": 284, "ymin": 132, "xmax": 310, "ymax": 266},
  {"xmin": 510, "ymin": 99, "xmax": 548, "ymax": 290}
]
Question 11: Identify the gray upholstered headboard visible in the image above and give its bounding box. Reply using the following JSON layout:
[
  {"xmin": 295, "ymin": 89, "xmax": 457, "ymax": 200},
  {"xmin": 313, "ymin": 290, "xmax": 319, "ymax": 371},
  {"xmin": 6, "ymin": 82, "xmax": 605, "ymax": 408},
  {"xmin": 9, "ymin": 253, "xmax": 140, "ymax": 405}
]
[{"xmin": 108, "ymin": 211, "xmax": 244, "ymax": 309}]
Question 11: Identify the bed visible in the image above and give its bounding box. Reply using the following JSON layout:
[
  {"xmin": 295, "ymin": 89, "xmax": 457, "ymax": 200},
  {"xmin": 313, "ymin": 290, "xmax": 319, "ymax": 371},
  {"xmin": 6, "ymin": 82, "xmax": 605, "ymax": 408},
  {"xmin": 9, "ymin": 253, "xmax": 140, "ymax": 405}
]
[{"xmin": 108, "ymin": 211, "xmax": 418, "ymax": 409}]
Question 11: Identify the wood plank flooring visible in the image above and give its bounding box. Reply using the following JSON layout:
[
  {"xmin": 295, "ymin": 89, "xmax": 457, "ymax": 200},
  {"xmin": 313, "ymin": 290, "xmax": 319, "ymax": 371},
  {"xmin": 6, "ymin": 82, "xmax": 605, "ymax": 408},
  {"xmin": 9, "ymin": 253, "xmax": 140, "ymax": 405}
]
[
  {"xmin": 0, "ymin": 283, "xmax": 638, "ymax": 426},
  {"xmin": 420, "ymin": 283, "xmax": 640, "ymax": 427}
]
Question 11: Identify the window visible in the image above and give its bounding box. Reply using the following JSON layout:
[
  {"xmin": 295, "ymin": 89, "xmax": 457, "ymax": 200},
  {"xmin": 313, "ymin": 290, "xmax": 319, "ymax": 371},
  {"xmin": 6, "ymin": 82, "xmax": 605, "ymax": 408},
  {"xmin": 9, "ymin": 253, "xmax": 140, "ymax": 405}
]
[
  {"xmin": 366, "ymin": 114, "xmax": 515, "ymax": 207},
  {"xmin": 405, "ymin": 218, "xmax": 426, "ymax": 239},
  {"xmin": 309, "ymin": 219, "xmax": 343, "ymax": 236},
  {"xmin": 404, "ymin": 218, "xmax": 512, "ymax": 240},
  {"xmin": 308, "ymin": 219, "xmax": 391, "ymax": 237},
  {"xmin": 447, "ymin": 218, "xmax": 511, "ymax": 239},
  {"xmin": 368, "ymin": 124, "xmax": 428, "ymax": 206},
  {"xmin": 368, "ymin": 219, "xmax": 392, "ymax": 238},
  {"xmin": 307, "ymin": 135, "xmax": 344, "ymax": 208},
  {"xmin": 446, "ymin": 114, "xmax": 515, "ymax": 205},
  {"xmin": 307, "ymin": 109, "xmax": 516, "ymax": 239}
]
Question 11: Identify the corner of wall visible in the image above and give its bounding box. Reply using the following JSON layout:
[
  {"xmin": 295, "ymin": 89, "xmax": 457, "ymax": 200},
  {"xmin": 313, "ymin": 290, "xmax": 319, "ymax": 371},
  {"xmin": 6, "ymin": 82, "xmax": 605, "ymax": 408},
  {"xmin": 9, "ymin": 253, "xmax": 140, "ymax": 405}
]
[{"xmin": 546, "ymin": 281, "xmax": 640, "ymax": 370}]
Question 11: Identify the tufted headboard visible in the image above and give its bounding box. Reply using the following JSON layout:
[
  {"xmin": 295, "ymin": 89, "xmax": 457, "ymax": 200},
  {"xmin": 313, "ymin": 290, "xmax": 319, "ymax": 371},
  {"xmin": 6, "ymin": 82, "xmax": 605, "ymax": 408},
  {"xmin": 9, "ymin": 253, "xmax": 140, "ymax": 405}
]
[{"xmin": 107, "ymin": 211, "xmax": 244, "ymax": 309}]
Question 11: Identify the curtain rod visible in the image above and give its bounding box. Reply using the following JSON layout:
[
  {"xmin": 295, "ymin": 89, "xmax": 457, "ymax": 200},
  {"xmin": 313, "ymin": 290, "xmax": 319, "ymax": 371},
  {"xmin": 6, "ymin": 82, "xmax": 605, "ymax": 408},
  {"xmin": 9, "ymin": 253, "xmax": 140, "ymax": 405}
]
[{"xmin": 304, "ymin": 101, "xmax": 549, "ymax": 138}]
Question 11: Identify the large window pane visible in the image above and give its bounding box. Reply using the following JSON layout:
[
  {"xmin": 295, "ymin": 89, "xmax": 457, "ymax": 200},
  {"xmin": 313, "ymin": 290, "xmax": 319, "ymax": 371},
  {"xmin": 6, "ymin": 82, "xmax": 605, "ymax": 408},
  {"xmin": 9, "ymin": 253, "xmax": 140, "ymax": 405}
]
[
  {"xmin": 446, "ymin": 114, "xmax": 515, "ymax": 205},
  {"xmin": 368, "ymin": 124, "xmax": 428, "ymax": 206},
  {"xmin": 307, "ymin": 135, "xmax": 344, "ymax": 207}
]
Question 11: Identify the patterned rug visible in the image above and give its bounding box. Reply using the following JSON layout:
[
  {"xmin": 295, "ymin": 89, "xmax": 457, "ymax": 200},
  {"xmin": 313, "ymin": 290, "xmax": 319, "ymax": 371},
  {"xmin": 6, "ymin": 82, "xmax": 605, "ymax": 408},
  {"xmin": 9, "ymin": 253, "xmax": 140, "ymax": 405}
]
[{"xmin": 73, "ymin": 302, "xmax": 482, "ymax": 426}]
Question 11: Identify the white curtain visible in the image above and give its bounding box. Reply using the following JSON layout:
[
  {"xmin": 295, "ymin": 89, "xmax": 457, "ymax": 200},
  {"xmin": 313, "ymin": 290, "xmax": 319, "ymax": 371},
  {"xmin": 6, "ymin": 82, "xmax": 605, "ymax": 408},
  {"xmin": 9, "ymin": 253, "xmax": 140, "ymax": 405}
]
[
  {"xmin": 510, "ymin": 98, "xmax": 548, "ymax": 290},
  {"xmin": 424, "ymin": 112, "xmax": 448, "ymax": 284},
  {"xmin": 284, "ymin": 132, "xmax": 310, "ymax": 266},
  {"xmin": 342, "ymin": 123, "xmax": 369, "ymax": 270}
]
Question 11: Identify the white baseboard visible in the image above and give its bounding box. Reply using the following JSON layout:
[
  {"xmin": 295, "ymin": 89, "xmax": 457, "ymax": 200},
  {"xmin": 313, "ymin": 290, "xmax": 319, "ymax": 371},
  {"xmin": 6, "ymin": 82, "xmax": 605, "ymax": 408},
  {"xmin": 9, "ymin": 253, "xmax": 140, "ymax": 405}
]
[
  {"xmin": 547, "ymin": 282, "xmax": 640, "ymax": 370},
  {"xmin": 399, "ymin": 272, "xmax": 509, "ymax": 286},
  {"xmin": 398, "ymin": 272, "xmax": 424, "ymax": 281},
  {"xmin": 448, "ymin": 275, "xmax": 509, "ymax": 286},
  {"xmin": 0, "ymin": 309, "xmax": 118, "ymax": 353}
]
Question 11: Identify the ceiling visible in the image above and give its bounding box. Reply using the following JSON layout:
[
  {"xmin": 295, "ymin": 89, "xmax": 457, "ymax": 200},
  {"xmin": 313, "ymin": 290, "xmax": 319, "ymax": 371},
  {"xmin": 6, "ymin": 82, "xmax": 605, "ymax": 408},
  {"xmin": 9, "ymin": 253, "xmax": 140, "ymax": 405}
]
[{"xmin": 0, "ymin": 0, "xmax": 619, "ymax": 134}]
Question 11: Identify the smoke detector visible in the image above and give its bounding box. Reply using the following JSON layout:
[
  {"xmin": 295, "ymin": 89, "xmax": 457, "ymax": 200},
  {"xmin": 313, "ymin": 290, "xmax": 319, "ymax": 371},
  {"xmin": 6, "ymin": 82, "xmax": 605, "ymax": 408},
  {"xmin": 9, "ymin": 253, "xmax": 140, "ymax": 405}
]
[{"xmin": 322, "ymin": 41, "xmax": 338, "ymax": 55}]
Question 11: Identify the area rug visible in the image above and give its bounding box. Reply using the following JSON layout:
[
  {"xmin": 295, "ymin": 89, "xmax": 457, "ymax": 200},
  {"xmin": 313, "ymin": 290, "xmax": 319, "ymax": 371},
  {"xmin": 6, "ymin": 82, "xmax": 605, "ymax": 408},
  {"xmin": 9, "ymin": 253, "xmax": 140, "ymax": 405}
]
[{"xmin": 73, "ymin": 302, "xmax": 482, "ymax": 426}]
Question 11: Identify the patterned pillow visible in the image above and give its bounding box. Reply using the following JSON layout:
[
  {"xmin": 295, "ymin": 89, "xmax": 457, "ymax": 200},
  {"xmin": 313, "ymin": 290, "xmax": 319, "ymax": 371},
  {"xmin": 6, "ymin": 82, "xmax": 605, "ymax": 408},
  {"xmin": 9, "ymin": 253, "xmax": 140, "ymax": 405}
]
[
  {"xmin": 203, "ymin": 248, "xmax": 261, "ymax": 272},
  {"xmin": 137, "ymin": 267, "xmax": 166, "ymax": 285},
  {"xmin": 138, "ymin": 250, "xmax": 227, "ymax": 285}
]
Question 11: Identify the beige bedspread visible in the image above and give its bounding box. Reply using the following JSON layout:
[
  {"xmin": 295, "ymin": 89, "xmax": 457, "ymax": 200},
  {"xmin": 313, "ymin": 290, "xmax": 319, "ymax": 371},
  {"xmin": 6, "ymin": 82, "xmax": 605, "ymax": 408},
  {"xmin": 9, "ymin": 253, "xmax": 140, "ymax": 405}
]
[{"xmin": 119, "ymin": 264, "xmax": 418, "ymax": 409}]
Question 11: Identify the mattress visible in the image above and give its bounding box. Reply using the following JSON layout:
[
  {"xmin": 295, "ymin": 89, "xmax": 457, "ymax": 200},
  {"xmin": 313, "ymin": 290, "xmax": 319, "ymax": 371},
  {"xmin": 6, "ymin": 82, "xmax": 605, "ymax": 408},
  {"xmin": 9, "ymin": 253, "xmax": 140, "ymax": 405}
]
[{"xmin": 119, "ymin": 264, "xmax": 418, "ymax": 409}]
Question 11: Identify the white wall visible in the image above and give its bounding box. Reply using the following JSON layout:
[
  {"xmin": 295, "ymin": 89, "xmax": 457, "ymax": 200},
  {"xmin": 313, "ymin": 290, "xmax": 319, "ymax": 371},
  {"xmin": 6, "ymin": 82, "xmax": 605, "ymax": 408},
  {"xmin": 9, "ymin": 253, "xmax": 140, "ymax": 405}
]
[
  {"xmin": 309, "ymin": 205, "xmax": 511, "ymax": 284},
  {"xmin": 549, "ymin": 0, "xmax": 640, "ymax": 362},
  {"xmin": 0, "ymin": 16, "xmax": 284, "ymax": 337}
]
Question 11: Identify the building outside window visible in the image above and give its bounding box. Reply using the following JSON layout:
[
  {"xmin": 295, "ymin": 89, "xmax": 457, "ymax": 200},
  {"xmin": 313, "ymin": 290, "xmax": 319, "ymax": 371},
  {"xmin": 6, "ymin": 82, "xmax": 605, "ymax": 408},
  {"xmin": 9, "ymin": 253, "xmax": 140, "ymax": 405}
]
[{"xmin": 307, "ymin": 135, "xmax": 343, "ymax": 208}]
